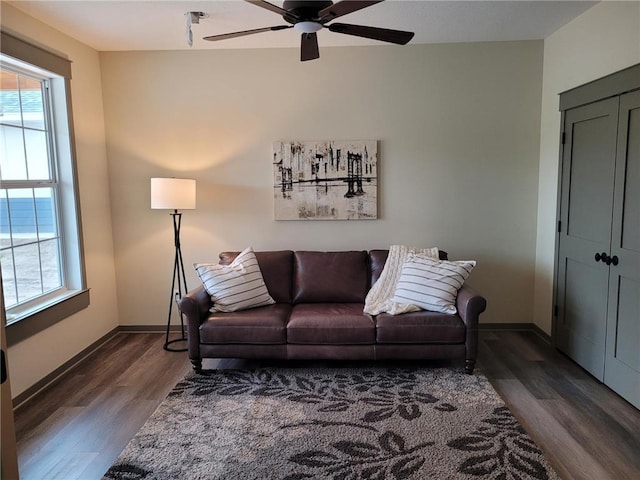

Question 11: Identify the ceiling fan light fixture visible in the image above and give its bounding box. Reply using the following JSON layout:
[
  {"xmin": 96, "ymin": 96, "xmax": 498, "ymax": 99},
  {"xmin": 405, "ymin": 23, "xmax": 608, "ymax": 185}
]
[{"xmin": 294, "ymin": 21, "xmax": 323, "ymax": 34}]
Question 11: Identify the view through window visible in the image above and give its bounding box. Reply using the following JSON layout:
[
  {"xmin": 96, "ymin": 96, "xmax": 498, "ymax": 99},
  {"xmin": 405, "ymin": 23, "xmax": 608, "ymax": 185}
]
[{"xmin": 1, "ymin": 66, "xmax": 63, "ymax": 311}]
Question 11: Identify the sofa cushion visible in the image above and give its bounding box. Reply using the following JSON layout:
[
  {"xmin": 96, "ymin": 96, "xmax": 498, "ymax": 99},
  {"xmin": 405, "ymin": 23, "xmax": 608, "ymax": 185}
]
[
  {"xmin": 376, "ymin": 311, "xmax": 465, "ymax": 344},
  {"xmin": 219, "ymin": 250, "xmax": 294, "ymax": 303},
  {"xmin": 392, "ymin": 254, "xmax": 475, "ymax": 314},
  {"xmin": 287, "ymin": 303, "xmax": 375, "ymax": 344},
  {"xmin": 195, "ymin": 247, "xmax": 275, "ymax": 312},
  {"xmin": 199, "ymin": 304, "xmax": 291, "ymax": 344},
  {"xmin": 293, "ymin": 251, "xmax": 368, "ymax": 303}
]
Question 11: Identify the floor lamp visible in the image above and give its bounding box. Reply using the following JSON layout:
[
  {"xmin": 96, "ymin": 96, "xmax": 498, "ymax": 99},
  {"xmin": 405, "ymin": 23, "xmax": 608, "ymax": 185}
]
[{"xmin": 151, "ymin": 178, "xmax": 196, "ymax": 352}]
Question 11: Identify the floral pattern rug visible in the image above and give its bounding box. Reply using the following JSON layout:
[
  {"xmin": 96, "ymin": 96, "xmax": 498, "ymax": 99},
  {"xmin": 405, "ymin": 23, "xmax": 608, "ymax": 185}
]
[{"xmin": 103, "ymin": 367, "xmax": 559, "ymax": 480}]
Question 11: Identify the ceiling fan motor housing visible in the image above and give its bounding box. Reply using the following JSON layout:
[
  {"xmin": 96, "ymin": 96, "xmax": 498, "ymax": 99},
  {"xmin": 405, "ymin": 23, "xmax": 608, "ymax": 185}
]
[{"xmin": 282, "ymin": 0, "xmax": 334, "ymax": 23}]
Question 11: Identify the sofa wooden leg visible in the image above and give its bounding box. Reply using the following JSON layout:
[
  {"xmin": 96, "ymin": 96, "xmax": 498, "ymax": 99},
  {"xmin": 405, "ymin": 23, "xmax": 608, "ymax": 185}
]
[
  {"xmin": 464, "ymin": 359, "xmax": 475, "ymax": 375},
  {"xmin": 191, "ymin": 358, "xmax": 203, "ymax": 373}
]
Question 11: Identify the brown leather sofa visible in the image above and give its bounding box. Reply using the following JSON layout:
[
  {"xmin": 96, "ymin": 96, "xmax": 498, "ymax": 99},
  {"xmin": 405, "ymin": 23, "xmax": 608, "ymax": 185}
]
[{"xmin": 178, "ymin": 250, "xmax": 487, "ymax": 374}]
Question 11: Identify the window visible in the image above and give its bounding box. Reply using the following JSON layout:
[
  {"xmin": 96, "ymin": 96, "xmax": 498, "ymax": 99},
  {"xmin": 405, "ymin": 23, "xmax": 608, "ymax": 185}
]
[
  {"xmin": 1, "ymin": 67, "xmax": 63, "ymax": 309},
  {"xmin": 1, "ymin": 33, "xmax": 88, "ymax": 344}
]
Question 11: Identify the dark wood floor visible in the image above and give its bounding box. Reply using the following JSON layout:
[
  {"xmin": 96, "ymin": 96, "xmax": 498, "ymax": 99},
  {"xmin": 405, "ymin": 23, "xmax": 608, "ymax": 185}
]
[{"xmin": 12, "ymin": 331, "xmax": 640, "ymax": 480}]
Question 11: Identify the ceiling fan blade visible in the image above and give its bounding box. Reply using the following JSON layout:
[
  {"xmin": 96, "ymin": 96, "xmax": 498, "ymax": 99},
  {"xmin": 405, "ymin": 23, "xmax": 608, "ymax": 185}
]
[
  {"xmin": 318, "ymin": 0, "xmax": 384, "ymax": 22},
  {"xmin": 203, "ymin": 25, "xmax": 292, "ymax": 41},
  {"xmin": 245, "ymin": 0, "xmax": 293, "ymax": 18},
  {"xmin": 301, "ymin": 33, "xmax": 320, "ymax": 62},
  {"xmin": 328, "ymin": 23, "xmax": 414, "ymax": 45}
]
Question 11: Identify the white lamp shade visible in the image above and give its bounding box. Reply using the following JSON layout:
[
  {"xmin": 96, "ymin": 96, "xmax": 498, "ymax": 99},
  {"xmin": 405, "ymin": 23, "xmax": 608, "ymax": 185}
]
[{"xmin": 151, "ymin": 178, "xmax": 196, "ymax": 210}]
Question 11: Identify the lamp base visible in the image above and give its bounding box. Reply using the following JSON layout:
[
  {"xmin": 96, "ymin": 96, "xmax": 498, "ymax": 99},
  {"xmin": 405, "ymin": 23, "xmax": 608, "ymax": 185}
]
[{"xmin": 164, "ymin": 337, "xmax": 188, "ymax": 352}]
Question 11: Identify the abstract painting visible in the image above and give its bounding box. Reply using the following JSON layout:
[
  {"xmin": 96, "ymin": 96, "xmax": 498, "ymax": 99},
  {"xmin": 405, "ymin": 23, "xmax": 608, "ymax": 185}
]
[{"xmin": 273, "ymin": 140, "xmax": 377, "ymax": 220}]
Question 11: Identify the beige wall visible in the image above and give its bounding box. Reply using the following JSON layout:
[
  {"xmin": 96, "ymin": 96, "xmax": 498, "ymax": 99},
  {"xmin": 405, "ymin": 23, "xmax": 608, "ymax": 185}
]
[
  {"xmin": 1, "ymin": 3, "xmax": 119, "ymax": 398},
  {"xmin": 533, "ymin": 1, "xmax": 640, "ymax": 335},
  {"xmin": 100, "ymin": 41, "xmax": 543, "ymax": 329}
]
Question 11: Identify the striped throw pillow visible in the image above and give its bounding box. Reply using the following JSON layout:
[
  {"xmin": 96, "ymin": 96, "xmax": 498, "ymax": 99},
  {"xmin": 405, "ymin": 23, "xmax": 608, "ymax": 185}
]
[
  {"xmin": 194, "ymin": 247, "xmax": 275, "ymax": 312},
  {"xmin": 392, "ymin": 253, "xmax": 475, "ymax": 314}
]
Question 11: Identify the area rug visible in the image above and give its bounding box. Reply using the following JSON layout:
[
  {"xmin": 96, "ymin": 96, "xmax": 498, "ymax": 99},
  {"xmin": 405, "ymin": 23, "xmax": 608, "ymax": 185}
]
[{"xmin": 103, "ymin": 367, "xmax": 559, "ymax": 480}]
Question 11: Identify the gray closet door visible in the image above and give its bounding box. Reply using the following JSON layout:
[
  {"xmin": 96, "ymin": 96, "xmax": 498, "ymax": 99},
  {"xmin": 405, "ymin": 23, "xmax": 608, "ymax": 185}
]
[
  {"xmin": 604, "ymin": 90, "xmax": 640, "ymax": 408},
  {"xmin": 556, "ymin": 97, "xmax": 619, "ymax": 380}
]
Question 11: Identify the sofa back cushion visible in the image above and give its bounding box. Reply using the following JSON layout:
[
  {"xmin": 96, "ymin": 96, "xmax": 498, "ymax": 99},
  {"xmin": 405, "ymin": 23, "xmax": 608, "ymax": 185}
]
[
  {"xmin": 368, "ymin": 250, "xmax": 389, "ymax": 287},
  {"xmin": 219, "ymin": 250, "xmax": 294, "ymax": 303},
  {"xmin": 293, "ymin": 251, "xmax": 368, "ymax": 303}
]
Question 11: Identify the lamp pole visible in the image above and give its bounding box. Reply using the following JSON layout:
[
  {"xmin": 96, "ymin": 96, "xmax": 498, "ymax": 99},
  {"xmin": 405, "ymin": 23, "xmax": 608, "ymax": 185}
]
[{"xmin": 164, "ymin": 209, "xmax": 188, "ymax": 351}]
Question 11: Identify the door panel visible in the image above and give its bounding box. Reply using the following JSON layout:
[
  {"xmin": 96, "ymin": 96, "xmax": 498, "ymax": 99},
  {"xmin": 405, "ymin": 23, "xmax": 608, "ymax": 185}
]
[
  {"xmin": 556, "ymin": 97, "xmax": 619, "ymax": 381},
  {"xmin": 605, "ymin": 90, "xmax": 640, "ymax": 409},
  {"xmin": 561, "ymin": 258, "xmax": 609, "ymax": 376},
  {"xmin": 567, "ymin": 115, "xmax": 619, "ymax": 244},
  {"xmin": 614, "ymin": 277, "xmax": 639, "ymax": 372}
]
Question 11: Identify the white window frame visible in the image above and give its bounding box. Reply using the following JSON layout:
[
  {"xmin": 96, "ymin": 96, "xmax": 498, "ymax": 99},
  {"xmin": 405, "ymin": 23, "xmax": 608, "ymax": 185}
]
[{"xmin": 1, "ymin": 32, "xmax": 88, "ymax": 346}]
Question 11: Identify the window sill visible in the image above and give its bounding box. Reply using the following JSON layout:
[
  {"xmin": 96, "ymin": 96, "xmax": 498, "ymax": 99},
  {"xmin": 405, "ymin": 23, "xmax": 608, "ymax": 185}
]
[{"xmin": 5, "ymin": 289, "xmax": 90, "ymax": 347}]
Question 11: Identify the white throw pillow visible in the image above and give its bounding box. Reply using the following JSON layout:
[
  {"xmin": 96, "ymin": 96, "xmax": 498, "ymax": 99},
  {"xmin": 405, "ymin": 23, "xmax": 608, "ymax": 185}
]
[
  {"xmin": 391, "ymin": 253, "xmax": 476, "ymax": 314},
  {"xmin": 194, "ymin": 247, "xmax": 275, "ymax": 312}
]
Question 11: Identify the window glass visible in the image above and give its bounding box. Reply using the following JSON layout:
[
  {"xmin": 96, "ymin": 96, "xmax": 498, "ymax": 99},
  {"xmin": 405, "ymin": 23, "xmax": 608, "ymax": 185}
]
[
  {"xmin": 0, "ymin": 66, "xmax": 64, "ymax": 312},
  {"xmin": 25, "ymin": 129, "xmax": 50, "ymax": 180},
  {"xmin": 0, "ymin": 69, "xmax": 22, "ymax": 128},
  {"xmin": 0, "ymin": 124, "xmax": 27, "ymax": 180},
  {"xmin": 18, "ymin": 74, "xmax": 45, "ymax": 130}
]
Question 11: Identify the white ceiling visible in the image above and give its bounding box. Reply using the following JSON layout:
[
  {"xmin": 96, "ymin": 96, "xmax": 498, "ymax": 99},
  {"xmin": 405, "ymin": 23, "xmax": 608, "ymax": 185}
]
[{"xmin": 7, "ymin": 0, "xmax": 598, "ymax": 52}]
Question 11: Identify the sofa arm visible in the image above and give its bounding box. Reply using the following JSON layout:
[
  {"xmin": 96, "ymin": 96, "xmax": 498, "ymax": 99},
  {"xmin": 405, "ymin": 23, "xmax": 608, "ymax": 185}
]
[
  {"xmin": 456, "ymin": 285, "xmax": 487, "ymax": 374},
  {"xmin": 178, "ymin": 285, "xmax": 210, "ymax": 366},
  {"xmin": 456, "ymin": 285, "xmax": 487, "ymax": 328}
]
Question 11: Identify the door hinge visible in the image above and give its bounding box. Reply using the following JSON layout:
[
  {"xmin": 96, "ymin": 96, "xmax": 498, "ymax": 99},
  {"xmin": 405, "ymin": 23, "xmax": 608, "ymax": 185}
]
[
  {"xmin": 557, "ymin": 220, "xmax": 562, "ymax": 233},
  {"xmin": 554, "ymin": 305, "xmax": 559, "ymax": 317},
  {"xmin": 561, "ymin": 132, "xmax": 566, "ymax": 145}
]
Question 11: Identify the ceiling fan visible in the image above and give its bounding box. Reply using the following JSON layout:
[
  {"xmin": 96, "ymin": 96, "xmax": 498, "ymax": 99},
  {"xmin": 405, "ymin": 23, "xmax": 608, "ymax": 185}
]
[{"xmin": 203, "ymin": 0, "xmax": 415, "ymax": 61}]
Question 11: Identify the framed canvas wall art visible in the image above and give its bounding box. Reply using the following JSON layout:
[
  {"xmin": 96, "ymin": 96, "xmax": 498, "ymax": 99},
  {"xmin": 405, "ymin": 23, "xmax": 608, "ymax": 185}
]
[{"xmin": 273, "ymin": 140, "xmax": 377, "ymax": 220}]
